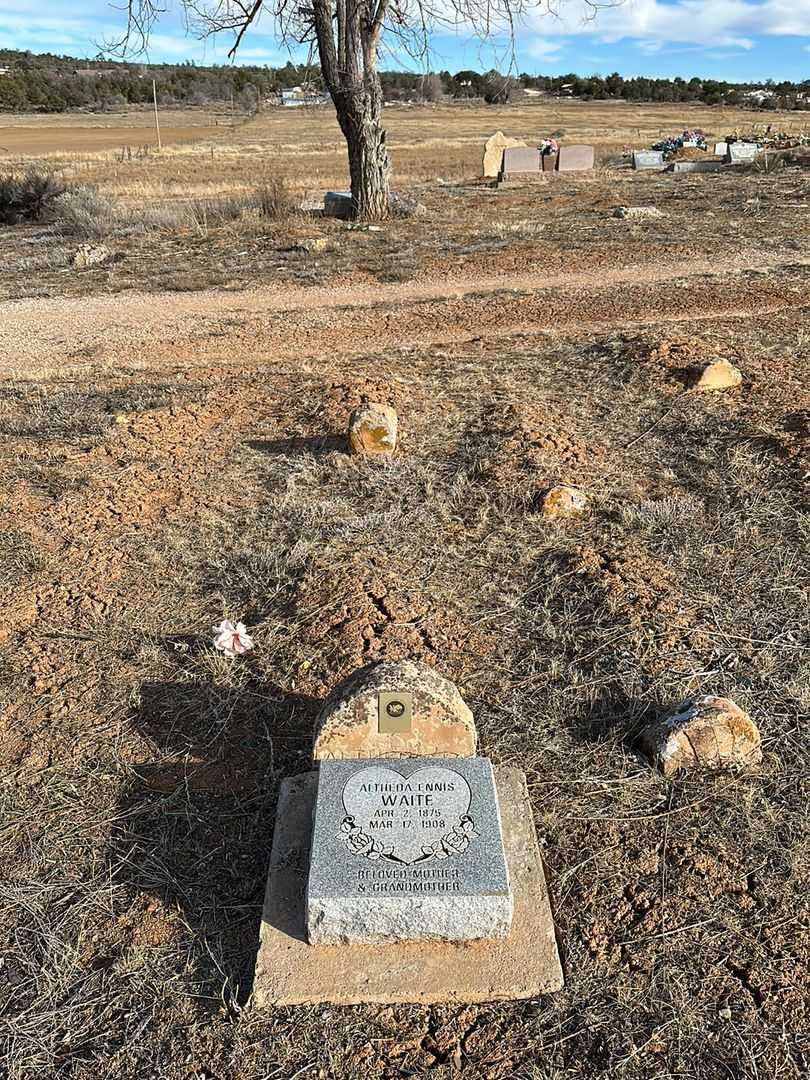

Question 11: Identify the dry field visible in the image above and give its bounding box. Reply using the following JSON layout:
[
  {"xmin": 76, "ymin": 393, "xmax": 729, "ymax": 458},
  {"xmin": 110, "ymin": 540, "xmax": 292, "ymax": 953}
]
[{"xmin": 1, "ymin": 103, "xmax": 809, "ymax": 1080}]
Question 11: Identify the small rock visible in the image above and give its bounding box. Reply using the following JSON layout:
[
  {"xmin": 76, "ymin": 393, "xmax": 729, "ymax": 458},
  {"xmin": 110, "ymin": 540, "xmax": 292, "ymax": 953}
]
[
  {"xmin": 296, "ymin": 237, "xmax": 329, "ymax": 253},
  {"xmin": 696, "ymin": 359, "xmax": 743, "ymax": 390},
  {"xmin": 542, "ymin": 485, "xmax": 588, "ymax": 518},
  {"xmin": 639, "ymin": 695, "xmax": 762, "ymax": 776},
  {"xmin": 613, "ymin": 206, "xmax": 665, "ymax": 219},
  {"xmin": 389, "ymin": 192, "xmax": 427, "ymax": 218},
  {"xmin": 719, "ymin": 1004, "xmax": 732, "ymax": 1020},
  {"xmin": 348, "ymin": 402, "xmax": 398, "ymax": 456},
  {"xmin": 72, "ymin": 244, "xmax": 112, "ymax": 268}
]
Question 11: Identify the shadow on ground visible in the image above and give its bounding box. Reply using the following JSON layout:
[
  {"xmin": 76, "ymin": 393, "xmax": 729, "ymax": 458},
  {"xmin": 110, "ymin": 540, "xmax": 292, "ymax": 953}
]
[{"xmin": 110, "ymin": 677, "xmax": 321, "ymax": 1009}]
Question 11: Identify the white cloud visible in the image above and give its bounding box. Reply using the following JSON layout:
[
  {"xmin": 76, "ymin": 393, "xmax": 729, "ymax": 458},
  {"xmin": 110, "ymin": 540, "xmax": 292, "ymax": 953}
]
[
  {"xmin": 524, "ymin": 0, "xmax": 810, "ymax": 48},
  {"xmin": 526, "ymin": 38, "xmax": 565, "ymax": 59}
]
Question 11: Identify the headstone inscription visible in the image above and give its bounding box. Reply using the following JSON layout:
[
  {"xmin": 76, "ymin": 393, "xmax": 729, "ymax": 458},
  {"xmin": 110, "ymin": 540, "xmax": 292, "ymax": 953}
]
[
  {"xmin": 306, "ymin": 757, "xmax": 512, "ymax": 944},
  {"xmin": 727, "ymin": 142, "xmax": 759, "ymax": 165},
  {"xmin": 633, "ymin": 150, "xmax": 665, "ymax": 170}
]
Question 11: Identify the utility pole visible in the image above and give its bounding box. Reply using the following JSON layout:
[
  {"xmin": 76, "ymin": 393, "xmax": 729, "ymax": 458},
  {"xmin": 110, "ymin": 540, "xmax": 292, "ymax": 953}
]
[{"xmin": 152, "ymin": 79, "xmax": 162, "ymax": 150}]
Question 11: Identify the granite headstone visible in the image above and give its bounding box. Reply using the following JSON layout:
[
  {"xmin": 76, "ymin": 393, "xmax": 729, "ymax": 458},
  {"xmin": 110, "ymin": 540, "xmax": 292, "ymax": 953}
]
[
  {"xmin": 633, "ymin": 150, "xmax": 665, "ymax": 170},
  {"xmin": 501, "ymin": 146, "xmax": 541, "ymax": 175},
  {"xmin": 728, "ymin": 142, "xmax": 759, "ymax": 165},
  {"xmin": 306, "ymin": 757, "xmax": 512, "ymax": 945},
  {"xmin": 557, "ymin": 145, "xmax": 595, "ymax": 171}
]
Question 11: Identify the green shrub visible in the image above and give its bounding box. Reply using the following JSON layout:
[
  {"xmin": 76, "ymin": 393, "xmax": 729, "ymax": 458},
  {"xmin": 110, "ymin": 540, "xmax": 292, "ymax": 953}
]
[{"xmin": 0, "ymin": 168, "xmax": 66, "ymax": 225}]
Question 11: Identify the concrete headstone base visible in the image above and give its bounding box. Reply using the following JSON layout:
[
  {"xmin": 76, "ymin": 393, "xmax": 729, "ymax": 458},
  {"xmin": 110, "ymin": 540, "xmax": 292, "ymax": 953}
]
[{"xmin": 252, "ymin": 766, "xmax": 563, "ymax": 1006}]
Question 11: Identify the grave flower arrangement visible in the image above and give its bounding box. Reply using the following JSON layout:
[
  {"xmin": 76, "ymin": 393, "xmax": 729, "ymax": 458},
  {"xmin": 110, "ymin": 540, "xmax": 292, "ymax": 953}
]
[
  {"xmin": 652, "ymin": 129, "xmax": 707, "ymax": 159},
  {"xmin": 539, "ymin": 138, "xmax": 559, "ymax": 156}
]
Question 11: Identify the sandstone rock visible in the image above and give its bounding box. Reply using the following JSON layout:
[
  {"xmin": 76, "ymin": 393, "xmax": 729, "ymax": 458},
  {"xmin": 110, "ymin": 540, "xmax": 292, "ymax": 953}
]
[
  {"xmin": 613, "ymin": 206, "xmax": 665, "ymax": 219},
  {"xmin": 72, "ymin": 244, "xmax": 112, "ymax": 269},
  {"xmin": 390, "ymin": 193, "xmax": 427, "ymax": 218},
  {"xmin": 696, "ymin": 359, "xmax": 743, "ymax": 390},
  {"xmin": 296, "ymin": 237, "xmax": 329, "ymax": 253},
  {"xmin": 483, "ymin": 131, "xmax": 527, "ymax": 178},
  {"xmin": 313, "ymin": 659, "xmax": 476, "ymax": 761},
  {"xmin": 542, "ymin": 485, "xmax": 588, "ymax": 518},
  {"xmin": 639, "ymin": 695, "xmax": 762, "ymax": 776},
  {"xmin": 348, "ymin": 402, "xmax": 398, "ymax": 456}
]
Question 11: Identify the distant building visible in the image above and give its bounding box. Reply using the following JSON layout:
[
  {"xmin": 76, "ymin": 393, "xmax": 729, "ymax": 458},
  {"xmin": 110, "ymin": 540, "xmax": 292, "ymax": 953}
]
[
  {"xmin": 742, "ymin": 89, "xmax": 776, "ymax": 104},
  {"xmin": 279, "ymin": 86, "xmax": 329, "ymax": 107}
]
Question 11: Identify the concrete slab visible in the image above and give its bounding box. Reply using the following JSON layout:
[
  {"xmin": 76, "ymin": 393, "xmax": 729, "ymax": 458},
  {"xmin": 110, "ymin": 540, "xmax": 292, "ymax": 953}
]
[
  {"xmin": 671, "ymin": 160, "xmax": 723, "ymax": 174},
  {"xmin": 253, "ymin": 766, "xmax": 563, "ymax": 1006}
]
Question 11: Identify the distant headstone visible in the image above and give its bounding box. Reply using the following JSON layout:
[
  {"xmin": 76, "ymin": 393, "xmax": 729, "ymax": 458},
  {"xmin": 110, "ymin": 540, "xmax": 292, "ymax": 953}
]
[
  {"xmin": 541, "ymin": 151, "xmax": 558, "ymax": 172},
  {"xmin": 714, "ymin": 142, "xmax": 728, "ymax": 157},
  {"xmin": 483, "ymin": 131, "xmax": 527, "ymax": 178},
  {"xmin": 313, "ymin": 660, "xmax": 476, "ymax": 761},
  {"xmin": 324, "ymin": 191, "xmax": 353, "ymax": 219},
  {"xmin": 671, "ymin": 160, "xmax": 723, "ymax": 173},
  {"xmin": 348, "ymin": 402, "xmax": 398, "ymax": 456},
  {"xmin": 501, "ymin": 146, "xmax": 541, "ymax": 175},
  {"xmin": 727, "ymin": 142, "xmax": 759, "ymax": 165},
  {"xmin": 557, "ymin": 145, "xmax": 595, "ymax": 172},
  {"xmin": 306, "ymin": 757, "xmax": 513, "ymax": 944},
  {"xmin": 633, "ymin": 150, "xmax": 665, "ymax": 171}
]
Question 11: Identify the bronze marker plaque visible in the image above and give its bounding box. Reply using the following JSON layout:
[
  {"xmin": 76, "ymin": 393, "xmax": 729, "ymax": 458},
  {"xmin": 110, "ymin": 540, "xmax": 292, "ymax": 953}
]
[{"xmin": 378, "ymin": 691, "xmax": 413, "ymax": 735}]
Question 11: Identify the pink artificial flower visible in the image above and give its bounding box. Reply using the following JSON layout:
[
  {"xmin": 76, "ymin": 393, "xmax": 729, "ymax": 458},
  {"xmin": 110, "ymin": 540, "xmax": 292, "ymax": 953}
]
[{"xmin": 212, "ymin": 619, "xmax": 254, "ymax": 658}]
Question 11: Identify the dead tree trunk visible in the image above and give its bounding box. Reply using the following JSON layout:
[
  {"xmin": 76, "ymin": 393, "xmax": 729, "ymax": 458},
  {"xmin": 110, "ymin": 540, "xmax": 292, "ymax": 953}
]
[
  {"xmin": 333, "ymin": 79, "xmax": 391, "ymax": 220},
  {"xmin": 313, "ymin": 0, "xmax": 391, "ymax": 221}
]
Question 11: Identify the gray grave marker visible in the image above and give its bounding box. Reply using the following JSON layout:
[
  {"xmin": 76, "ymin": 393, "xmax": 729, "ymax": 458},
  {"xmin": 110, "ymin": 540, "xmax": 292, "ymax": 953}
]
[
  {"xmin": 633, "ymin": 150, "xmax": 665, "ymax": 170},
  {"xmin": 714, "ymin": 142, "xmax": 728, "ymax": 157},
  {"xmin": 307, "ymin": 757, "xmax": 512, "ymax": 944},
  {"xmin": 728, "ymin": 142, "xmax": 759, "ymax": 164},
  {"xmin": 324, "ymin": 191, "xmax": 353, "ymax": 219},
  {"xmin": 671, "ymin": 160, "xmax": 723, "ymax": 173}
]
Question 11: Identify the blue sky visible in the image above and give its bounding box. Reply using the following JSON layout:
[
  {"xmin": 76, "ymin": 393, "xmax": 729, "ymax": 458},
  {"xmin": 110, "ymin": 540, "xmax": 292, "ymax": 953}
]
[{"xmin": 0, "ymin": 0, "xmax": 809, "ymax": 82}]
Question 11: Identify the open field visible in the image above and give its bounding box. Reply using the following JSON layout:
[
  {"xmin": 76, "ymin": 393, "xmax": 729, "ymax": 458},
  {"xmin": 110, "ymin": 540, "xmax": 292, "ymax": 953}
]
[
  {"xmin": 1, "ymin": 103, "xmax": 809, "ymax": 1080},
  {"xmin": 3, "ymin": 100, "xmax": 808, "ymax": 195}
]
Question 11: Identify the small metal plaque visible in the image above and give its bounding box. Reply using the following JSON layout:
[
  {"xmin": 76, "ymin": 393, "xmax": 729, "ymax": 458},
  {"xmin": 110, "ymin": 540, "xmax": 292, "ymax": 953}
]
[{"xmin": 378, "ymin": 691, "xmax": 413, "ymax": 734}]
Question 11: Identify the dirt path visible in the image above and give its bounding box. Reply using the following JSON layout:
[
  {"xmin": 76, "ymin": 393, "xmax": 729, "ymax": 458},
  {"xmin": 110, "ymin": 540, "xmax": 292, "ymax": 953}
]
[{"xmin": 3, "ymin": 249, "xmax": 809, "ymax": 375}]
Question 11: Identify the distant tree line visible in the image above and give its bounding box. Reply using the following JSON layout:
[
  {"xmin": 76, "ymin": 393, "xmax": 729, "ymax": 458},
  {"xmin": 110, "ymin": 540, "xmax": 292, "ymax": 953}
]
[
  {"xmin": 0, "ymin": 51, "xmax": 309, "ymax": 112},
  {"xmin": 1, "ymin": 49, "xmax": 808, "ymax": 113}
]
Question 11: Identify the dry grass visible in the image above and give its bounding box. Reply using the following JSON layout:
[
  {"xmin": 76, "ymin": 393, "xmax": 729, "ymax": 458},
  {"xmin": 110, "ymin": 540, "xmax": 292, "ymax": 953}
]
[
  {"xmin": 3, "ymin": 100, "xmax": 807, "ymax": 202},
  {"xmin": 1, "ymin": 103, "xmax": 809, "ymax": 1080}
]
